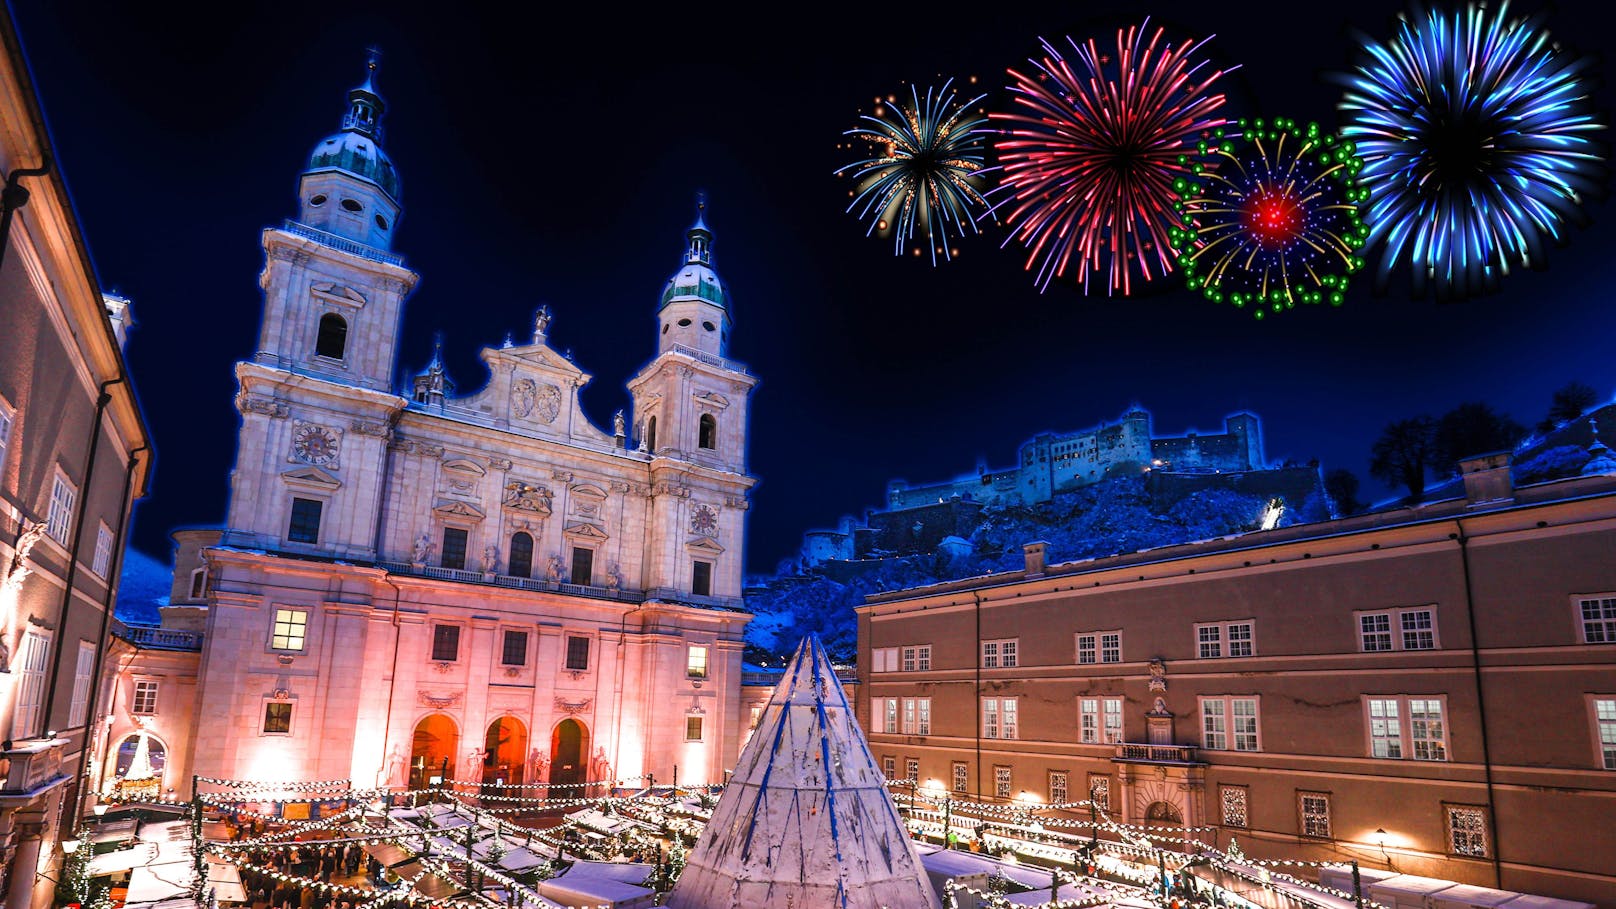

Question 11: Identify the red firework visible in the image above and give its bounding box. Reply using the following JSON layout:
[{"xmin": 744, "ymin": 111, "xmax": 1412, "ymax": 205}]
[{"xmin": 989, "ymin": 21, "xmax": 1234, "ymax": 295}]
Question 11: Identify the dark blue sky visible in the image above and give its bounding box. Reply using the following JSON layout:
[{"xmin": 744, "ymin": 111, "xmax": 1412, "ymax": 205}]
[{"xmin": 9, "ymin": 0, "xmax": 1614, "ymax": 575}]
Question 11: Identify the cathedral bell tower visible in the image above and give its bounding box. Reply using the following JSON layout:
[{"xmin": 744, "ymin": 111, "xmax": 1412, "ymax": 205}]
[
  {"xmin": 629, "ymin": 198, "xmax": 757, "ymax": 601},
  {"xmin": 225, "ymin": 53, "xmax": 418, "ymax": 559}
]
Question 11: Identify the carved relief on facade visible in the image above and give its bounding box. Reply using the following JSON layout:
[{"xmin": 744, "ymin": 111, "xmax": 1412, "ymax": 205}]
[
  {"xmin": 418, "ymin": 690, "xmax": 462, "ymax": 709},
  {"xmin": 442, "ymin": 458, "xmax": 486, "ymax": 496},
  {"xmin": 237, "ymin": 394, "xmax": 290, "ymax": 419},
  {"xmin": 349, "ymin": 419, "xmax": 391, "ymax": 440},
  {"xmin": 487, "ymin": 457, "xmax": 513, "ymax": 471},
  {"xmin": 554, "ymin": 697, "xmax": 592, "ymax": 716},
  {"xmin": 693, "ymin": 391, "xmax": 729, "ymax": 409},
  {"xmin": 417, "ymin": 442, "xmax": 445, "ymax": 458},
  {"xmin": 511, "ymin": 378, "xmax": 537, "ymax": 418},
  {"xmin": 503, "ymin": 481, "xmax": 552, "ymax": 515},
  {"xmin": 723, "ymin": 495, "xmax": 750, "ymax": 510},
  {"xmin": 533, "ymin": 383, "xmax": 562, "ymax": 424}
]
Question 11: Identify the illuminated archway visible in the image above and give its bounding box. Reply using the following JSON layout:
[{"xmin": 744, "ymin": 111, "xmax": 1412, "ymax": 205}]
[
  {"xmin": 549, "ymin": 718, "xmax": 589, "ymax": 794},
  {"xmin": 483, "ymin": 716, "xmax": 527, "ymax": 785},
  {"xmin": 108, "ymin": 730, "xmax": 167, "ymax": 799},
  {"xmin": 1145, "ymin": 800, "xmax": 1182, "ymax": 824},
  {"xmin": 410, "ymin": 713, "xmax": 459, "ymax": 789}
]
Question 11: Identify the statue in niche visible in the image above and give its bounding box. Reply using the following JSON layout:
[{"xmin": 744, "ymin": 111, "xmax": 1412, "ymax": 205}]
[
  {"xmin": 480, "ymin": 545, "xmax": 498, "ymax": 573},
  {"xmin": 412, "ymin": 531, "xmax": 433, "ymax": 565},
  {"xmin": 604, "ymin": 563, "xmax": 623, "ymax": 591},
  {"xmin": 547, "ymin": 553, "xmax": 566, "ymax": 582}
]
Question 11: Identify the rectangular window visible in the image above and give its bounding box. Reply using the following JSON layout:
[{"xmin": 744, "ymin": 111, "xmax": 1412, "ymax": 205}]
[
  {"xmin": 92, "ymin": 522, "xmax": 114, "ymax": 578},
  {"xmin": 1079, "ymin": 697, "xmax": 1123, "ymax": 744},
  {"xmin": 1077, "ymin": 632, "xmax": 1121, "ymax": 665},
  {"xmin": 900, "ymin": 698, "xmax": 931, "ymax": 735},
  {"xmin": 906, "ymin": 758, "xmax": 920, "ymax": 783},
  {"xmin": 1002, "ymin": 699, "xmax": 1017, "ymax": 739},
  {"xmin": 1080, "ymin": 698, "xmax": 1099, "ymax": 743},
  {"xmin": 1410, "ymin": 698, "xmax": 1447, "ymax": 760},
  {"xmin": 1595, "ymin": 698, "xmax": 1616, "ymax": 770},
  {"xmin": 685, "ymin": 715, "xmax": 703, "ymax": 742},
  {"xmin": 564, "ymin": 634, "xmax": 589, "ymax": 671},
  {"xmin": 918, "ymin": 698, "xmax": 931, "ymax": 735},
  {"xmin": 1197, "ymin": 621, "xmax": 1255, "ymax": 658},
  {"xmin": 901, "ymin": 645, "xmax": 931, "ymax": 671},
  {"xmin": 1364, "ymin": 696, "xmax": 1448, "ymax": 760},
  {"xmin": 691, "ymin": 559, "xmax": 711, "ymax": 596},
  {"xmin": 132, "ymin": 679, "xmax": 159, "ymax": 716},
  {"xmin": 264, "ymin": 701, "xmax": 293, "ymax": 735},
  {"xmin": 994, "ymin": 765, "xmax": 1012, "ymax": 799},
  {"xmin": 0, "ymin": 398, "xmax": 12, "ymax": 477},
  {"xmin": 502, "ymin": 630, "xmax": 529, "ymax": 667},
  {"xmin": 982, "ymin": 639, "xmax": 1018, "ymax": 669},
  {"xmin": 1359, "ymin": 607, "xmax": 1440, "ymax": 651},
  {"xmin": 872, "ymin": 647, "xmax": 897, "ymax": 673},
  {"xmin": 883, "ymin": 756, "xmax": 896, "ymax": 779},
  {"xmin": 1101, "ymin": 633, "xmax": 1121, "ymax": 664},
  {"xmin": 953, "ymin": 761, "xmax": 969, "ymax": 793},
  {"xmin": 287, "ymin": 497, "xmax": 322, "ymax": 544},
  {"xmin": 1049, "ymin": 771, "xmax": 1068, "ymax": 805},
  {"xmin": 1088, "ymin": 775, "xmax": 1110, "ymax": 813},
  {"xmin": 1299, "ymin": 791, "xmax": 1331, "ymax": 839},
  {"xmin": 1103, "ymin": 697, "xmax": 1123, "ymax": 743},
  {"xmin": 1077, "ymin": 634, "xmax": 1097, "ymax": 665},
  {"xmin": 47, "ymin": 471, "xmax": 77, "ymax": 545},
  {"xmin": 13, "ymin": 631, "xmax": 50, "ymax": 737},
  {"xmin": 983, "ymin": 698, "xmax": 1000, "ymax": 739},
  {"xmin": 271, "ymin": 608, "xmax": 308, "ymax": 651},
  {"xmin": 1578, "ymin": 596, "xmax": 1616, "ymax": 643},
  {"xmin": 441, "ymin": 527, "xmax": 469, "ymax": 570},
  {"xmin": 1367, "ymin": 698, "xmax": 1403, "ymax": 758},
  {"xmin": 1202, "ymin": 697, "xmax": 1260, "ymax": 751},
  {"xmin": 69, "ymin": 641, "xmax": 96, "ymax": 726},
  {"xmin": 1221, "ymin": 785, "xmax": 1248, "ymax": 828},
  {"xmin": 431, "ymin": 624, "xmax": 460, "ymax": 662},
  {"xmin": 881, "ymin": 697, "xmax": 898, "ymax": 734},
  {"xmin": 1447, "ymin": 805, "xmax": 1489, "ymax": 857},
  {"xmin": 687, "ymin": 644, "xmax": 709, "ymax": 679},
  {"xmin": 570, "ymin": 547, "xmax": 594, "ymax": 586}
]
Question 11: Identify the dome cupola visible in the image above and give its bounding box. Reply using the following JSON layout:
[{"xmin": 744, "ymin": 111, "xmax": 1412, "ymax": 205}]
[
  {"xmin": 657, "ymin": 194, "xmax": 732, "ymax": 358},
  {"xmin": 296, "ymin": 50, "xmax": 402, "ymax": 250}
]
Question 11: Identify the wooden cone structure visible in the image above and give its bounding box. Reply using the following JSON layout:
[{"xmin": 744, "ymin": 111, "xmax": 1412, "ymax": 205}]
[{"xmin": 667, "ymin": 635, "xmax": 940, "ymax": 909}]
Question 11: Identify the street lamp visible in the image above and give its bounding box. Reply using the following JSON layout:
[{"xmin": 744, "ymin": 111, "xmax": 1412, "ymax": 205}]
[{"xmin": 1375, "ymin": 828, "xmax": 1391, "ymax": 865}]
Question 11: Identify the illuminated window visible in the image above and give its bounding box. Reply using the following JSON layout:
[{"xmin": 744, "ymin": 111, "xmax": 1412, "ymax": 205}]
[
  {"xmin": 1595, "ymin": 698, "xmax": 1616, "ymax": 770},
  {"xmin": 1299, "ymin": 791, "xmax": 1331, "ymax": 839},
  {"xmin": 687, "ymin": 645, "xmax": 709, "ymax": 679},
  {"xmin": 47, "ymin": 470, "xmax": 76, "ymax": 545},
  {"xmin": 901, "ymin": 697, "xmax": 930, "ymax": 735},
  {"xmin": 287, "ymin": 497, "xmax": 322, "ymax": 544},
  {"xmin": 1201, "ymin": 697, "xmax": 1260, "ymax": 752},
  {"xmin": 1079, "ymin": 697, "xmax": 1123, "ymax": 745},
  {"xmin": 1049, "ymin": 771, "xmax": 1067, "ymax": 804},
  {"xmin": 263, "ymin": 701, "xmax": 293, "ymax": 735},
  {"xmin": 1409, "ymin": 698, "xmax": 1447, "ymax": 760},
  {"xmin": 565, "ymin": 635, "xmax": 589, "ymax": 671},
  {"xmin": 1577, "ymin": 596, "xmax": 1616, "ymax": 643},
  {"xmin": 431, "ymin": 624, "xmax": 460, "ymax": 662},
  {"xmin": 685, "ymin": 715, "xmax": 703, "ymax": 742},
  {"xmin": 981, "ymin": 639, "xmax": 1018, "ymax": 669},
  {"xmin": 906, "ymin": 758, "xmax": 919, "ymax": 783},
  {"xmin": 994, "ymin": 766, "xmax": 1012, "ymax": 799},
  {"xmin": 983, "ymin": 697, "xmax": 1017, "ymax": 739},
  {"xmin": 1088, "ymin": 774, "xmax": 1110, "ymax": 813},
  {"xmin": 883, "ymin": 756, "xmax": 896, "ymax": 779},
  {"xmin": 1446, "ymin": 804, "xmax": 1489, "ymax": 857},
  {"xmin": 1367, "ymin": 698, "xmax": 1403, "ymax": 758},
  {"xmin": 953, "ymin": 761, "xmax": 968, "ymax": 792},
  {"xmin": 1221, "ymin": 786, "xmax": 1248, "ymax": 828},
  {"xmin": 502, "ymin": 630, "xmax": 528, "ymax": 667},
  {"xmin": 0, "ymin": 396, "xmax": 13, "ymax": 478},
  {"xmin": 1196, "ymin": 621, "xmax": 1255, "ymax": 658},
  {"xmin": 879, "ymin": 697, "xmax": 898, "ymax": 734},
  {"xmin": 132, "ymin": 679, "xmax": 159, "ymax": 716},
  {"xmin": 271, "ymin": 608, "xmax": 308, "ymax": 651}
]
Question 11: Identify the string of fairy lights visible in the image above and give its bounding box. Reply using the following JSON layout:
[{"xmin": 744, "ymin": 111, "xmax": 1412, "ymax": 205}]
[{"xmin": 103, "ymin": 775, "xmax": 1398, "ymax": 909}]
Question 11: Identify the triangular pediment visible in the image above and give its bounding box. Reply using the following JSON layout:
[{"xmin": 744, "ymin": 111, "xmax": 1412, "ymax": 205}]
[
  {"xmin": 562, "ymin": 521, "xmax": 609, "ymax": 540},
  {"xmin": 497, "ymin": 344, "xmax": 587, "ymax": 379},
  {"xmin": 433, "ymin": 500, "xmax": 487, "ymax": 519},
  {"xmin": 693, "ymin": 391, "xmax": 730, "ymax": 409},
  {"xmin": 685, "ymin": 536, "xmax": 725, "ymax": 555},
  {"xmin": 280, "ymin": 466, "xmax": 340, "ymax": 491}
]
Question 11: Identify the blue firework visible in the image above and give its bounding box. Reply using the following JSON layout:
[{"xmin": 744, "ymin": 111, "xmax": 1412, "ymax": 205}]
[
  {"xmin": 836, "ymin": 78, "xmax": 992, "ymax": 265},
  {"xmin": 1338, "ymin": 0, "xmax": 1607, "ymax": 300}
]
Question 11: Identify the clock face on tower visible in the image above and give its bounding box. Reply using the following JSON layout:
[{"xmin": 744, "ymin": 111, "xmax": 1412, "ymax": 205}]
[{"xmin": 293, "ymin": 422, "xmax": 340, "ymax": 466}]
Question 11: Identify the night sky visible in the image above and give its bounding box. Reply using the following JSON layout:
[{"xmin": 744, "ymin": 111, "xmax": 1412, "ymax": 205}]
[{"xmin": 8, "ymin": 0, "xmax": 1614, "ymax": 576}]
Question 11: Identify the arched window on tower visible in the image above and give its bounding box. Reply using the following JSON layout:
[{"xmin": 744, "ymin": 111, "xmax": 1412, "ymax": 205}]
[
  {"xmin": 698, "ymin": 414, "xmax": 717, "ymax": 450},
  {"xmin": 316, "ymin": 314, "xmax": 348, "ymax": 360},
  {"xmin": 508, "ymin": 532, "xmax": 533, "ymax": 579},
  {"xmin": 646, "ymin": 416, "xmax": 658, "ymax": 453}
]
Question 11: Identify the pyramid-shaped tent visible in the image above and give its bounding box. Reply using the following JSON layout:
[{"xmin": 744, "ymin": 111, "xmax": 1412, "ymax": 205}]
[{"xmin": 667, "ymin": 635, "xmax": 941, "ymax": 909}]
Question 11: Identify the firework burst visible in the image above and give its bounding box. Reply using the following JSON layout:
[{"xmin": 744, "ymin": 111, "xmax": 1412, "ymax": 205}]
[
  {"xmin": 1170, "ymin": 118, "xmax": 1370, "ymax": 318},
  {"xmin": 1338, "ymin": 0, "xmax": 1608, "ymax": 300},
  {"xmin": 988, "ymin": 20, "xmax": 1234, "ymax": 295},
  {"xmin": 835, "ymin": 78, "xmax": 991, "ymax": 265}
]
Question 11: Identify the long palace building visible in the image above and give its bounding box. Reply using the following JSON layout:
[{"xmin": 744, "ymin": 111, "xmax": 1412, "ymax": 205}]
[
  {"xmin": 858, "ymin": 448, "xmax": 1616, "ymax": 907},
  {"xmin": 94, "ymin": 57, "xmax": 756, "ymax": 804}
]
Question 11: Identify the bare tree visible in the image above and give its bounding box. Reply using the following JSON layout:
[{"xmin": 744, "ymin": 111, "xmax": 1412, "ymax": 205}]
[
  {"xmin": 1369, "ymin": 417, "xmax": 1437, "ymax": 504},
  {"xmin": 1324, "ymin": 468, "xmax": 1365, "ymax": 517},
  {"xmin": 1432, "ymin": 402, "xmax": 1526, "ymax": 476},
  {"xmin": 1538, "ymin": 381, "xmax": 1599, "ymax": 434}
]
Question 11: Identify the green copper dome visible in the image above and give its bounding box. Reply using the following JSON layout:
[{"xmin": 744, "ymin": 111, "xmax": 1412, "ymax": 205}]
[
  {"xmin": 307, "ymin": 130, "xmax": 400, "ymax": 200},
  {"xmin": 658, "ymin": 200, "xmax": 727, "ymax": 311}
]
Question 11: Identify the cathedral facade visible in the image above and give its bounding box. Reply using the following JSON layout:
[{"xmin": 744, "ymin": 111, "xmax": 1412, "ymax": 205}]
[{"xmin": 121, "ymin": 59, "xmax": 756, "ymax": 797}]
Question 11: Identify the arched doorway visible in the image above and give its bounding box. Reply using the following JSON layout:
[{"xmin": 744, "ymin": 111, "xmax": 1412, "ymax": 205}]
[
  {"xmin": 549, "ymin": 718, "xmax": 589, "ymax": 795},
  {"xmin": 410, "ymin": 714, "xmax": 459, "ymax": 789},
  {"xmin": 1145, "ymin": 800, "xmax": 1183, "ymax": 824},
  {"xmin": 109, "ymin": 731, "xmax": 167, "ymax": 800},
  {"xmin": 483, "ymin": 716, "xmax": 527, "ymax": 786}
]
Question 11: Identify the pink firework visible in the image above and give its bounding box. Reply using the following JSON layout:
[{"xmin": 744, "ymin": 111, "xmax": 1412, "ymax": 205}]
[{"xmin": 989, "ymin": 21, "xmax": 1235, "ymax": 295}]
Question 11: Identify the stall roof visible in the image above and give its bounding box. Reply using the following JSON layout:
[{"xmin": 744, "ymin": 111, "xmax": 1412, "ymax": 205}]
[
  {"xmin": 206, "ymin": 858, "xmax": 247, "ymax": 904},
  {"xmin": 87, "ymin": 842, "xmax": 158, "ymax": 876},
  {"xmin": 1431, "ymin": 884, "xmax": 1523, "ymax": 909},
  {"xmin": 363, "ymin": 841, "xmax": 414, "ymax": 868},
  {"xmin": 559, "ymin": 861, "xmax": 654, "ymax": 886},
  {"xmin": 1500, "ymin": 895, "xmax": 1598, "ymax": 909}
]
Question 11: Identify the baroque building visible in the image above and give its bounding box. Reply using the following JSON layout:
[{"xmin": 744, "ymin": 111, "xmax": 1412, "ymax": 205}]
[
  {"xmin": 0, "ymin": 8, "xmax": 154, "ymax": 907},
  {"xmin": 857, "ymin": 449, "xmax": 1616, "ymax": 907},
  {"xmin": 97, "ymin": 58, "xmax": 756, "ymax": 804}
]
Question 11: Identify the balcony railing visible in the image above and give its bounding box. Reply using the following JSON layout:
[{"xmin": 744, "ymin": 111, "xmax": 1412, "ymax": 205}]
[
  {"xmin": 120, "ymin": 625, "xmax": 205, "ymax": 651},
  {"xmin": 741, "ymin": 667, "xmax": 858, "ymax": 687},
  {"xmin": 1114, "ymin": 742, "xmax": 1200, "ymax": 764},
  {"xmin": 280, "ymin": 220, "xmax": 405, "ymax": 266},
  {"xmin": 668, "ymin": 343, "xmax": 749, "ymax": 376},
  {"xmin": 0, "ymin": 737, "xmax": 70, "ymax": 798},
  {"xmin": 380, "ymin": 562, "xmax": 644, "ymax": 604}
]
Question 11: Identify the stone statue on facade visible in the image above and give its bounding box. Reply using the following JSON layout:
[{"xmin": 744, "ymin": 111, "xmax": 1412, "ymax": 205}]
[
  {"xmin": 529, "ymin": 749, "xmax": 550, "ymax": 781},
  {"xmin": 533, "ymin": 305, "xmax": 552, "ymax": 342},
  {"xmin": 547, "ymin": 553, "xmax": 566, "ymax": 582},
  {"xmin": 480, "ymin": 545, "xmax": 499, "ymax": 574},
  {"xmin": 613, "ymin": 409, "xmax": 626, "ymax": 438},
  {"xmin": 412, "ymin": 531, "xmax": 433, "ymax": 565},
  {"xmin": 386, "ymin": 744, "xmax": 406, "ymax": 786},
  {"xmin": 604, "ymin": 562, "xmax": 623, "ymax": 591}
]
